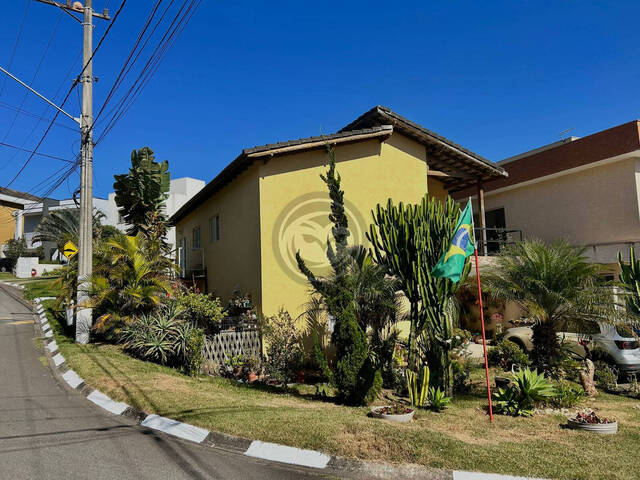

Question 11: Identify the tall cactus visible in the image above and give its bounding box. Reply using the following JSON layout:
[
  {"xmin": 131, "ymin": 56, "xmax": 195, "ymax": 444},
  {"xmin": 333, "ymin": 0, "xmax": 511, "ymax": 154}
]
[
  {"xmin": 367, "ymin": 195, "xmax": 470, "ymax": 394},
  {"xmin": 619, "ymin": 246, "xmax": 640, "ymax": 316}
]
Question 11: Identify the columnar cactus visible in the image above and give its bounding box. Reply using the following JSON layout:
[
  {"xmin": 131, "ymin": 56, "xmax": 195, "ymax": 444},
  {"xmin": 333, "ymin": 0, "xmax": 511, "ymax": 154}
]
[{"xmin": 368, "ymin": 195, "xmax": 470, "ymax": 394}]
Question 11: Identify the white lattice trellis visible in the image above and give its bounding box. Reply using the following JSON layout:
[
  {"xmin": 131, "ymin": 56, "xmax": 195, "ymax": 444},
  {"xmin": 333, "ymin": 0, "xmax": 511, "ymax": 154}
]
[{"xmin": 201, "ymin": 330, "xmax": 261, "ymax": 371}]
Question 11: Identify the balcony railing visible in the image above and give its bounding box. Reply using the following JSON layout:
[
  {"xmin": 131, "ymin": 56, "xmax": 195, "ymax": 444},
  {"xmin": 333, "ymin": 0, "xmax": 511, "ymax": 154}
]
[
  {"xmin": 177, "ymin": 247, "xmax": 205, "ymax": 278},
  {"xmin": 474, "ymin": 227, "xmax": 523, "ymax": 255}
]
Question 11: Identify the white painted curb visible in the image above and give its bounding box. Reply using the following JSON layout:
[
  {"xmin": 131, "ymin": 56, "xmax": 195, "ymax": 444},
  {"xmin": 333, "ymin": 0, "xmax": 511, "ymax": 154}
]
[
  {"xmin": 42, "ymin": 323, "xmax": 51, "ymax": 332},
  {"xmin": 44, "ymin": 330, "xmax": 53, "ymax": 338},
  {"xmin": 453, "ymin": 472, "xmax": 548, "ymax": 480},
  {"xmin": 141, "ymin": 414, "xmax": 210, "ymax": 444},
  {"xmin": 52, "ymin": 353, "xmax": 65, "ymax": 367},
  {"xmin": 62, "ymin": 369, "xmax": 85, "ymax": 389},
  {"xmin": 245, "ymin": 440, "xmax": 331, "ymax": 469},
  {"xmin": 46, "ymin": 341, "xmax": 58, "ymax": 353},
  {"xmin": 87, "ymin": 390, "xmax": 129, "ymax": 415}
]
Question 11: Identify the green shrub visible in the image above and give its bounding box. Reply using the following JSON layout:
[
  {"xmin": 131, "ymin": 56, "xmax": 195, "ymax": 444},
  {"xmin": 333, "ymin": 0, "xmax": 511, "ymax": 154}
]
[
  {"xmin": 174, "ymin": 289, "xmax": 223, "ymax": 333},
  {"xmin": 262, "ymin": 309, "xmax": 304, "ymax": 383},
  {"xmin": 488, "ymin": 340, "xmax": 530, "ymax": 371},
  {"xmin": 493, "ymin": 368, "xmax": 556, "ymax": 416},
  {"xmin": 594, "ymin": 361, "xmax": 618, "ymax": 389},
  {"xmin": 428, "ymin": 387, "xmax": 452, "ymax": 411},
  {"xmin": 548, "ymin": 381, "xmax": 586, "ymax": 408}
]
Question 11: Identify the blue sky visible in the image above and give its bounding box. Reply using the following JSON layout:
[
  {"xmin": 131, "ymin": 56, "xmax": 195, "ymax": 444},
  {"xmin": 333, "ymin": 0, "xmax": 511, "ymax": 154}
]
[{"xmin": 0, "ymin": 1, "xmax": 638, "ymax": 199}]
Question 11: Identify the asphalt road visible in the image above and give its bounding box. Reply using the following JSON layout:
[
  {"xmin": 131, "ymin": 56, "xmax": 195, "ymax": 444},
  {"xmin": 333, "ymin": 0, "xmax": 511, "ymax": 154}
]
[{"xmin": 0, "ymin": 284, "xmax": 350, "ymax": 480}]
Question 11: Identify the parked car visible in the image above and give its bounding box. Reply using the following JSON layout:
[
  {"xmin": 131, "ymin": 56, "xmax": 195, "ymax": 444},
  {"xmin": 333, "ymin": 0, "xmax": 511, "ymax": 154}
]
[{"xmin": 503, "ymin": 319, "xmax": 640, "ymax": 376}]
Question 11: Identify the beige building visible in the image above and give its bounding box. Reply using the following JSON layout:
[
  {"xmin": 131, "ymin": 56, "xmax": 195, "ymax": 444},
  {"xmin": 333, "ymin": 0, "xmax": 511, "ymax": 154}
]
[
  {"xmin": 170, "ymin": 106, "xmax": 507, "ymax": 318},
  {"xmin": 457, "ymin": 120, "xmax": 640, "ymax": 276}
]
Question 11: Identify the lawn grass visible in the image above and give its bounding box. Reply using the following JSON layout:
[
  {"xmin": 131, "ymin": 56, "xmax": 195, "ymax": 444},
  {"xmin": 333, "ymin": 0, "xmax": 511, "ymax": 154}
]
[{"xmin": 30, "ymin": 284, "xmax": 640, "ymax": 480}]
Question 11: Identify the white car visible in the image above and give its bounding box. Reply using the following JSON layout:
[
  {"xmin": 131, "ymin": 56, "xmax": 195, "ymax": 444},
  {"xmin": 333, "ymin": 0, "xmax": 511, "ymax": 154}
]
[{"xmin": 503, "ymin": 320, "xmax": 640, "ymax": 376}]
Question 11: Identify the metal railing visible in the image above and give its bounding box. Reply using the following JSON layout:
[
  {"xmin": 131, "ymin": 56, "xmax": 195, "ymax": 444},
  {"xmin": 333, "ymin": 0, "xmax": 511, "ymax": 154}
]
[
  {"xmin": 177, "ymin": 246, "xmax": 205, "ymax": 277},
  {"xmin": 474, "ymin": 227, "xmax": 523, "ymax": 255}
]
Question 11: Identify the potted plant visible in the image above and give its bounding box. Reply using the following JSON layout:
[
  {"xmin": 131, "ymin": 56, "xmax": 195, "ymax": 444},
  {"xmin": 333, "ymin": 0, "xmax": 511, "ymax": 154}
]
[
  {"xmin": 242, "ymin": 356, "xmax": 261, "ymax": 383},
  {"xmin": 370, "ymin": 403, "xmax": 415, "ymax": 423},
  {"xmin": 567, "ymin": 410, "xmax": 618, "ymax": 434}
]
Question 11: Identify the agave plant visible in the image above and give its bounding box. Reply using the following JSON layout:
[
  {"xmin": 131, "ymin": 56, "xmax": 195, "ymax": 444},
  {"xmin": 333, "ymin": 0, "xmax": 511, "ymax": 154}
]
[{"xmin": 493, "ymin": 368, "xmax": 556, "ymax": 417}]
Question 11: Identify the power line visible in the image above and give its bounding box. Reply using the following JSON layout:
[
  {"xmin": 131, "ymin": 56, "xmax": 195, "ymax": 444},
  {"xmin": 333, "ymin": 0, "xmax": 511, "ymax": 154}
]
[
  {"xmin": 0, "ymin": 100, "xmax": 77, "ymax": 132},
  {"xmin": 1, "ymin": 0, "xmax": 127, "ymax": 190},
  {"xmin": 95, "ymin": 0, "xmax": 201, "ymax": 144},
  {"xmin": 0, "ymin": 141, "xmax": 75, "ymax": 163},
  {"xmin": 2, "ymin": 11, "xmax": 63, "ymax": 143},
  {"xmin": 0, "ymin": 0, "xmax": 32, "ymax": 96}
]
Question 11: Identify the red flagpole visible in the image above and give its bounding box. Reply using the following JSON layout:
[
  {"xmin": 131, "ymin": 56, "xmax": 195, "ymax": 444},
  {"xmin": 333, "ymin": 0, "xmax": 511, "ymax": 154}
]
[{"xmin": 474, "ymin": 247, "xmax": 494, "ymax": 423}]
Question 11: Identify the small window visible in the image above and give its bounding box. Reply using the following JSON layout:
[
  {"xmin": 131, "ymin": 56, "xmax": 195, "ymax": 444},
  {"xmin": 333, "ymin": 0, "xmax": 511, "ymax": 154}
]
[
  {"xmin": 193, "ymin": 226, "xmax": 201, "ymax": 249},
  {"xmin": 209, "ymin": 215, "xmax": 219, "ymax": 242}
]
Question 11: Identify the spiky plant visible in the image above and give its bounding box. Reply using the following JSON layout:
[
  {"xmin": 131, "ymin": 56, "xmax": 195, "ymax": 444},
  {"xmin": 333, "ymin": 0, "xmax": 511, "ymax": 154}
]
[
  {"xmin": 368, "ymin": 195, "xmax": 469, "ymax": 394},
  {"xmin": 618, "ymin": 246, "xmax": 640, "ymax": 318}
]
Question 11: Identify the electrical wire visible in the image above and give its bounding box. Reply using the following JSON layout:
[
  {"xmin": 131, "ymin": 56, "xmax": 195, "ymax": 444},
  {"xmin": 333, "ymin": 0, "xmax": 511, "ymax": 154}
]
[
  {"xmin": 2, "ymin": 11, "xmax": 63, "ymax": 143},
  {"xmin": 0, "ymin": 0, "xmax": 32, "ymax": 97},
  {"xmin": 0, "ymin": 0, "xmax": 128, "ymax": 191},
  {"xmin": 0, "ymin": 141, "xmax": 75, "ymax": 163},
  {"xmin": 0, "ymin": 100, "xmax": 76, "ymax": 132}
]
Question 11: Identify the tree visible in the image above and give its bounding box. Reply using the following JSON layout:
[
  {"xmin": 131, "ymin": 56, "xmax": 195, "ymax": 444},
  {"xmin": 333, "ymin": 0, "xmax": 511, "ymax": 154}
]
[
  {"xmin": 33, "ymin": 209, "xmax": 106, "ymax": 254},
  {"xmin": 4, "ymin": 237, "xmax": 27, "ymax": 266},
  {"xmin": 89, "ymin": 233, "xmax": 175, "ymax": 338},
  {"xmin": 297, "ymin": 149, "xmax": 392, "ymax": 404},
  {"xmin": 368, "ymin": 195, "xmax": 468, "ymax": 394},
  {"xmin": 113, "ymin": 147, "xmax": 170, "ymax": 236},
  {"xmin": 484, "ymin": 239, "xmax": 626, "ymax": 371}
]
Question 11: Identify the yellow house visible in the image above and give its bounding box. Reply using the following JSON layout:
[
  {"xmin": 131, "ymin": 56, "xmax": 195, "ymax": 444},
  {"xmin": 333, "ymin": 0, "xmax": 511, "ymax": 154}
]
[
  {"xmin": 170, "ymin": 106, "xmax": 507, "ymax": 318},
  {"xmin": 0, "ymin": 188, "xmax": 42, "ymax": 254}
]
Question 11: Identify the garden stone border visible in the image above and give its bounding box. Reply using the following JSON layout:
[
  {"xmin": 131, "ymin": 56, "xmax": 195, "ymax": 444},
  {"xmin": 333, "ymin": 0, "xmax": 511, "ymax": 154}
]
[{"xmin": 29, "ymin": 293, "xmax": 548, "ymax": 480}]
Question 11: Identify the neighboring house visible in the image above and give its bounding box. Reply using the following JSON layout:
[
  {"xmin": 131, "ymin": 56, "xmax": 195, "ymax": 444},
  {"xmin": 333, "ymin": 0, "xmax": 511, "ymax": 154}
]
[
  {"xmin": 170, "ymin": 106, "xmax": 507, "ymax": 317},
  {"xmin": 18, "ymin": 197, "xmax": 110, "ymax": 258},
  {"xmin": 456, "ymin": 120, "xmax": 640, "ymax": 277},
  {"xmin": 0, "ymin": 188, "xmax": 42, "ymax": 255},
  {"xmin": 105, "ymin": 176, "xmax": 205, "ymax": 254}
]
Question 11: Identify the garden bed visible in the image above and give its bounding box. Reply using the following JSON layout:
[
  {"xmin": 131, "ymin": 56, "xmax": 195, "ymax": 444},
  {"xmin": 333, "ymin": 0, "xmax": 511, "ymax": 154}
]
[{"xmin": 26, "ymin": 278, "xmax": 640, "ymax": 480}]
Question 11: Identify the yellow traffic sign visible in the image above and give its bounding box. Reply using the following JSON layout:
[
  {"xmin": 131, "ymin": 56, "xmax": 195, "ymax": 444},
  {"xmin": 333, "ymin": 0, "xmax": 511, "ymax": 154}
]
[{"xmin": 62, "ymin": 241, "xmax": 79, "ymax": 259}]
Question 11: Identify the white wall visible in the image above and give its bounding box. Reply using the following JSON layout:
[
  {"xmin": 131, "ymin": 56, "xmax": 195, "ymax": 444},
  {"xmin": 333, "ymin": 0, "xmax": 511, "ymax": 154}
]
[
  {"xmin": 106, "ymin": 177, "xmax": 205, "ymax": 254},
  {"xmin": 482, "ymin": 155, "xmax": 640, "ymax": 264}
]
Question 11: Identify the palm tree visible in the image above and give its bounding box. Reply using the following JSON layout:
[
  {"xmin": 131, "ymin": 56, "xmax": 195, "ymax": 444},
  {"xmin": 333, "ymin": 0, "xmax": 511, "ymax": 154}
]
[
  {"xmin": 33, "ymin": 208, "xmax": 107, "ymax": 254},
  {"xmin": 483, "ymin": 238, "xmax": 626, "ymax": 370},
  {"xmin": 88, "ymin": 233, "xmax": 175, "ymax": 335}
]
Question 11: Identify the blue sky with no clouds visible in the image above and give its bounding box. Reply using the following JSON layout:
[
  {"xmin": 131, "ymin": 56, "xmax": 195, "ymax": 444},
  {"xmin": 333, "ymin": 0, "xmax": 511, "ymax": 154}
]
[{"xmin": 0, "ymin": 1, "xmax": 639, "ymax": 198}]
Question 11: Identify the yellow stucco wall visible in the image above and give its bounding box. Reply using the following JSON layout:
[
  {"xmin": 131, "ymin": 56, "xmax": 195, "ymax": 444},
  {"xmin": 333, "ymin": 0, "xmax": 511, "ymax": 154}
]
[
  {"xmin": 0, "ymin": 206, "xmax": 16, "ymax": 248},
  {"xmin": 427, "ymin": 176, "xmax": 448, "ymax": 202},
  {"xmin": 175, "ymin": 163, "xmax": 262, "ymax": 307},
  {"xmin": 175, "ymin": 131, "xmax": 456, "ymax": 319},
  {"xmin": 258, "ymin": 133, "xmax": 429, "ymax": 318}
]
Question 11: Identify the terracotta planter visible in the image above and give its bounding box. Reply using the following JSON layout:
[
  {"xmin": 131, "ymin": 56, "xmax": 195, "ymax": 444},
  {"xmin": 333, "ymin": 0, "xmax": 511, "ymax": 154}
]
[
  {"xmin": 567, "ymin": 420, "xmax": 618, "ymax": 434},
  {"xmin": 247, "ymin": 372, "xmax": 258, "ymax": 383},
  {"xmin": 371, "ymin": 406, "xmax": 415, "ymax": 423}
]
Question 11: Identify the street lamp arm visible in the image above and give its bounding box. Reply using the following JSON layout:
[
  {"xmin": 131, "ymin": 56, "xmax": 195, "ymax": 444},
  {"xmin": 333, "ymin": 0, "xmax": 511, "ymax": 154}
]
[{"xmin": 0, "ymin": 66, "xmax": 80, "ymax": 125}]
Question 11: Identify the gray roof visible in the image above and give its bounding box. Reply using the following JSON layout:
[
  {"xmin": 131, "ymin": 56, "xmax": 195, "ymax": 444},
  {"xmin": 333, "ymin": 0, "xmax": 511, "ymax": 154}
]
[
  {"xmin": 170, "ymin": 107, "xmax": 506, "ymax": 224},
  {"xmin": 0, "ymin": 187, "xmax": 42, "ymax": 202}
]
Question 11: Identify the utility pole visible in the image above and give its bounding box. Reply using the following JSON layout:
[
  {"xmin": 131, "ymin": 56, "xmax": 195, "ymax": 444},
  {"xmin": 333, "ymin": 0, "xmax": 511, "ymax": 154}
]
[{"xmin": 35, "ymin": 0, "xmax": 109, "ymax": 343}]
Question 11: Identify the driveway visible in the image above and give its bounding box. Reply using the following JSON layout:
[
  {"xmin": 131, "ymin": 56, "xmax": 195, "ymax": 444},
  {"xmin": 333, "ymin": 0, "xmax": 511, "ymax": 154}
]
[{"xmin": 0, "ymin": 284, "xmax": 347, "ymax": 480}]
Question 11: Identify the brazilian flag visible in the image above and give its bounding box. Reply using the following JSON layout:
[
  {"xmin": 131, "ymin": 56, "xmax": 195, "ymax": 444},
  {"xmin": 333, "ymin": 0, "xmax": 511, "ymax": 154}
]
[{"xmin": 431, "ymin": 200, "xmax": 476, "ymax": 283}]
